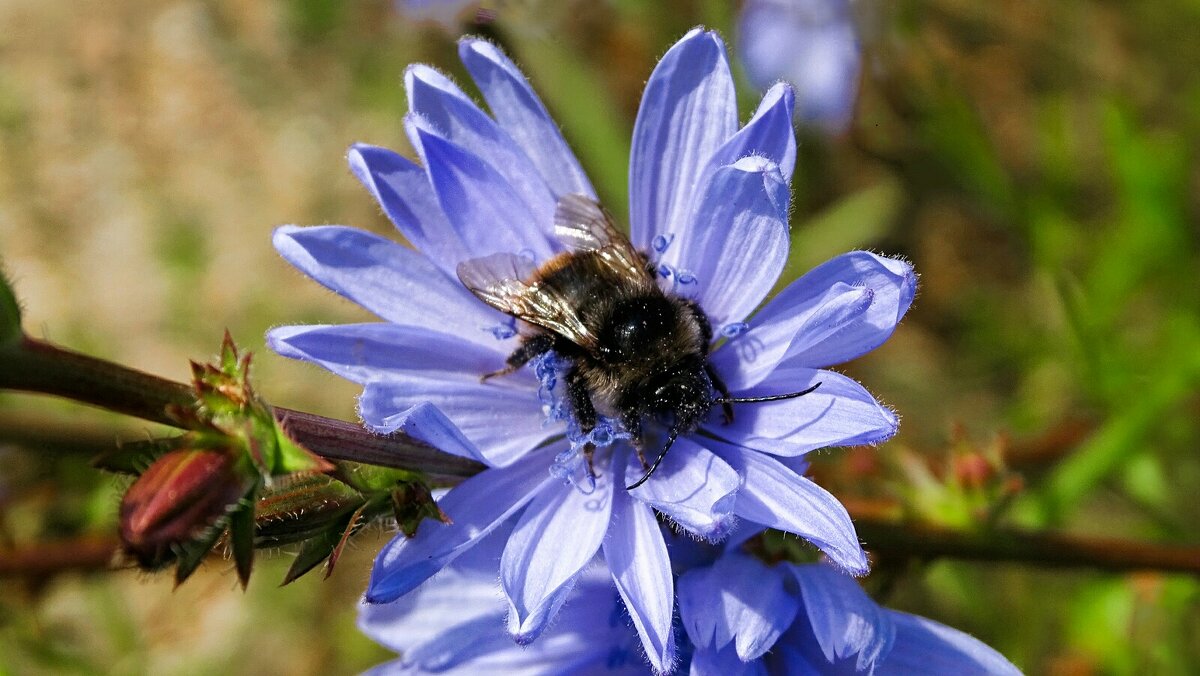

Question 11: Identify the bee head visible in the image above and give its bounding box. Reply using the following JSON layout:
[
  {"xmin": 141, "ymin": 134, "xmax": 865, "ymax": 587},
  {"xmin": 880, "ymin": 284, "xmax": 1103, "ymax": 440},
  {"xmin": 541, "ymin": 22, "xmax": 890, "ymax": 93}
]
[{"xmin": 647, "ymin": 361, "xmax": 713, "ymax": 431}]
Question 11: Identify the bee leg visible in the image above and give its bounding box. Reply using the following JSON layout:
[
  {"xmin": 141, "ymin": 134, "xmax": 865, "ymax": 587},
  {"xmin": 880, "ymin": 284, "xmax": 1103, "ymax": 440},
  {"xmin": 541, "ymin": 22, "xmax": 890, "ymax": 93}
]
[
  {"xmin": 582, "ymin": 442, "xmax": 597, "ymax": 478},
  {"xmin": 686, "ymin": 300, "xmax": 733, "ymax": 423},
  {"xmin": 565, "ymin": 366, "xmax": 600, "ymax": 478},
  {"xmin": 482, "ymin": 333, "xmax": 554, "ymax": 382},
  {"xmin": 706, "ymin": 363, "xmax": 735, "ymax": 424},
  {"xmin": 622, "ymin": 414, "xmax": 649, "ymax": 470}
]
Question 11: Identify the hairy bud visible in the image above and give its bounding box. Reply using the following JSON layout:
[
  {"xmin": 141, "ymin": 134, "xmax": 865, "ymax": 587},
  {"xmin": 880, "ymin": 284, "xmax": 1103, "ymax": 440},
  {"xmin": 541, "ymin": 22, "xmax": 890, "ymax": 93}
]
[{"xmin": 119, "ymin": 449, "xmax": 252, "ymax": 568}]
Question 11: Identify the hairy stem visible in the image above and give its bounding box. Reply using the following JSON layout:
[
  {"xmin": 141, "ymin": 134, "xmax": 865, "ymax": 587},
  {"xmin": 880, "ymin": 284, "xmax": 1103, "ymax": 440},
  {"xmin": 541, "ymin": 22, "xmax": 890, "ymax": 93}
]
[
  {"xmin": 1, "ymin": 336, "xmax": 194, "ymax": 424},
  {"xmin": 0, "ymin": 336, "xmax": 484, "ymax": 483}
]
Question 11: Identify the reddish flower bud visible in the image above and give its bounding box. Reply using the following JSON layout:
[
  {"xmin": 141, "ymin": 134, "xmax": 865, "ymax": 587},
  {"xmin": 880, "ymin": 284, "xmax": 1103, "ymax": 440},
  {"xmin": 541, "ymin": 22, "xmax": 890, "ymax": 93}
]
[
  {"xmin": 119, "ymin": 449, "xmax": 251, "ymax": 568},
  {"xmin": 953, "ymin": 452, "xmax": 995, "ymax": 490}
]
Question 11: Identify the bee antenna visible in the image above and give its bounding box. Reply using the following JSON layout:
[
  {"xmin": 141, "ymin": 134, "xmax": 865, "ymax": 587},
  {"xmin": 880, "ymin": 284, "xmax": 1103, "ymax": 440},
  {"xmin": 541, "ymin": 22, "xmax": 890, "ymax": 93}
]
[
  {"xmin": 625, "ymin": 427, "xmax": 681, "ymax": 491},
  {"xmin": 713, "ymin": 382, "xmax": 822, "ymax": 405}
]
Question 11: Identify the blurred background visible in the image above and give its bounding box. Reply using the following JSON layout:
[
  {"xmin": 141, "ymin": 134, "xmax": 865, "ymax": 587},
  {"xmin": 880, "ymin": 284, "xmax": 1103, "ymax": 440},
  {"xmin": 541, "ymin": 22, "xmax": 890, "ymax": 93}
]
[{"xmin": 1, "ymin": 0, "xmax": 1198, "ymax": 673}]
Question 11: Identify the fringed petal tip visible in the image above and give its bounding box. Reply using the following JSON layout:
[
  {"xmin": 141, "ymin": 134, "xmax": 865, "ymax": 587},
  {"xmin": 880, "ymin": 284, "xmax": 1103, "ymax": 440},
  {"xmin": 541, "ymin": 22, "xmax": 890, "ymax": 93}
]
[{"xmin": 826, "ymin": 547, "xmax": 871, "ymax": 579}]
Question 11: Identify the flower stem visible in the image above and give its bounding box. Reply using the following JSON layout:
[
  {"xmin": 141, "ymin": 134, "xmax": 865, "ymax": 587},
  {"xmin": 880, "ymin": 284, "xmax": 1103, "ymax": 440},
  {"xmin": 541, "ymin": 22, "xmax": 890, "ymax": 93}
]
[
  {"xmin": 0, "ymin": 336, "xmax": 485, "ymax": 483},
  {"xmin": 0, "ymin": 534, "xmax": 120, "ymax": 578},
  {"xmin": 5, "ymin": 336, "xmax": 1196, "ymax": 575},
  {"xmin": 847, "ymin": 501, "xmax": 1200, "ymax": 575},
  {"xmin": 1, "ymin": 336, "xmax": 195, "ymax": 425}
]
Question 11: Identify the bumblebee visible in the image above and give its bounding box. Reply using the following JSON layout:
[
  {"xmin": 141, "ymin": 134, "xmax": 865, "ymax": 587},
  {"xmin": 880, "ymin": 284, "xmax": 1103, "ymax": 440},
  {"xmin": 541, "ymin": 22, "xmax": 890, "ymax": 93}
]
[{"xmin": 458, "ymin": 194, "xmax": 818, "ymax": 489}]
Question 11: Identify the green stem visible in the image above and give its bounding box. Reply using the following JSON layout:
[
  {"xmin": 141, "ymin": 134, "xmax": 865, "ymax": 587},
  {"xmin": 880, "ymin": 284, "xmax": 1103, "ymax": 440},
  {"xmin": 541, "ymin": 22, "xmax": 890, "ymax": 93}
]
[{"xmin": 0, "ymin": 336, "xmax": 485, "ymax": 482}]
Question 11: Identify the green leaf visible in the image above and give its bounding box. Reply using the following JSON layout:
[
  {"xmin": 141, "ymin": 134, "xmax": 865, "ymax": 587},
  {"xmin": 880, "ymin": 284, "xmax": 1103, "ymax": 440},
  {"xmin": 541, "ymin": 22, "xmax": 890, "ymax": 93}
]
[
  {"xmin": 173, "ymin": 516, "xmax": 228, "ymax": 586},
  {"xmin": 280, "ymin": 524, "xmax": 344, "ymax": 586},
  {"xmin": 228, "ymin": 501, "xmax": 256, "ymax": 589},
  {"xmin": 324, "ymin": 501, "xmax": 372, "ymax": 580},
  {"xmin": 337, "ymin": 462, "xmax": 421, "ymax": 493},
  {"xmin": 272, "ymin": 426, "xmax": 334, "ymax": 474},
  {"xmin": 255, "ymin": 474, "xmax": 364, "ymax": 547},
  {"xmin": 1020, "ymin": 317, "xmax": 1200, "ymax": 527},
  {"xmin": 280, "ymin": 494, "xmax": 387, "ymax": 585}
]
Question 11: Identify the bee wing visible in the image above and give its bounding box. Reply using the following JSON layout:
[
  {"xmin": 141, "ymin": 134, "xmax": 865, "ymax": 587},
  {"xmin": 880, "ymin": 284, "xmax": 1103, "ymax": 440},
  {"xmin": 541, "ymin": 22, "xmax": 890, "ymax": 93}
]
[
  {"xmin": 554, "ymin": 194, "xmax": 653, "ymax": 283},
  {"xmin": 456, "ymin": 252, "xmax": 596, "ymax": 348}
]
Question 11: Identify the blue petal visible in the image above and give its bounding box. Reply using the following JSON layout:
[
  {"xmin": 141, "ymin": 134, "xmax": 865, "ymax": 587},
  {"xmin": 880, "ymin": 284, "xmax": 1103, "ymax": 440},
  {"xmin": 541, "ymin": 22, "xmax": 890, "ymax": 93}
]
[
  {"xmin": 677, "ymin": 561, "xmax": 725, "ymax": 649},
  {"xmin": 363, "ymin": 401, "xmax": 489, "ymax": 464},
  {"xmin": 501, "ymin": 469, "xmax": 614, "ymax": 643},
  {"xmin": 366, "ymin": 546, "xmax": 651, "ymax": 674},
  {"xmin": 405, "ymin": 64, "xmax": 557, "ymax": 228},
  {"xmin": 360, "ymin": 370, "xmax": 553, "ymax": 468},
  {"xmin": 272, "ymin": 226, "xmax": 500, "ymax": 341},
  {"xmin": 603, "ymin": 485, "xmax": 676, "ymax": 673},
  {"xmin": 459, "ymin": 38, "xmax": 596, "ymax": 200},
  {"xmin": 407, "ymin": 121, "xmax": 555, "ymax": 262},
  {"xmin": 704, "ymin": 367, "xmax": 898, "ymax": 457},
  {"xmin": 364, "ymin": 608, "xmax": 510, "ymax": 673},
  {"xmin": 358, "ymin": 559, "xmax": 505, "ymax": 656},
  {"xmin": 689, "ymin": 644, "xmax": 769, "ymax": 676},
  {"xmin": 364, "ymin": 586, "xmax": 627, "ymax": 675},
  {"xmin": 703, "ymin": 82, "xmax": 797, "ymax": 185},
  {"xmin": 789, "ymin": 563, "xmax": 896, "ymax": 672},
  {"xmin": 678, "ymin": 553, "xmax": 798, "ymax": 660},
  {"xmin": 629, "ymin": 28, "xmax": 737, "ymax": 250},
  {"xmin": 346, "ymin": 144, "xmax": 466, "ymax": 276},
  {"xmin": 664, "ymin": 156, "xmax": 789, "ymax": 329},
  {"xmin": 267, "ymin": 323, "xmax": 508, "ymax": 385},
  {"xmin": 760, "ymin": 624, "xmax": 828, "ymax": 675},
  {"xmin": 713, "ymin": 282, "xmax": 874, "ymax": 388},
  {"xmin": 723, "ymin": 522, "xmax": 768, "ymax": 553},
  {"xmin": 879, "ymin": 610, "xmax": 1022, "ymax": 676},
  {"xmin": 365, "ymin": 453, "xmax": 551, "ymax": 603},
  {"xmin": 709, "ymin": 439, "xmax": 869, "ymax": 575},
  {"xmin": 713, "ymin": 251, "xmax": 916, "ymax": 381},
  {"xmin": 628, "ymin": 437, "xmax": 739, "ymax": 540}
]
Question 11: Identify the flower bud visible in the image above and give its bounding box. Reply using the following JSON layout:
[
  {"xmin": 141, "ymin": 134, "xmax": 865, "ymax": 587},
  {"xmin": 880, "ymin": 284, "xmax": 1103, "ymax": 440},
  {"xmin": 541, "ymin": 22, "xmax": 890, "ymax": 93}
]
[
  {"xmin": 953, "ymin": 452, "xmax": 996, "ymax": 490},
  {"xmin": 119, "ymin": 449, "xmax": 251, "ymax": 568}
]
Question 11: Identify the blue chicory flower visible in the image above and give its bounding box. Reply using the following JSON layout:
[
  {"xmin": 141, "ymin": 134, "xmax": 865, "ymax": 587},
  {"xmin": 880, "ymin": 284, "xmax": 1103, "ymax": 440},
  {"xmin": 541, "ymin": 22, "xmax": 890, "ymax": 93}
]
[
  {"xmin": 359, "ymin": 534, "xmax": 1020, "ymax": 675},
  {"xmin": 269, "ymin": 28, "xmax": 914, "ymax": 672},
  {"xmin": 679, "ymin": 553, "xmax": 1022, "ymax": 675},
  {"xmin": 396, "ymin": 0, "xmax": 480, "ymax": 29},
  {"xmin": 737, "ymin": 0, "xmax": 862, "ymax": 133}
]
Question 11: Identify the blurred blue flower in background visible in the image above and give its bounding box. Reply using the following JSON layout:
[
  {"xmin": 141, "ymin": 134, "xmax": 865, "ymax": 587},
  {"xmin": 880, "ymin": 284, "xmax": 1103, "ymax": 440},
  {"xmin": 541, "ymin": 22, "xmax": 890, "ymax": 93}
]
[
  {"xmin": 269, "ymin": 27, "xmax": 912, "ymax": 673},
  {"xmin": 395, "ymin": 0, "xmax": 480, "ymax": 29},
  {"xmin": 737, "ymin": 0, "xmax": 862, "ymax": 133}
]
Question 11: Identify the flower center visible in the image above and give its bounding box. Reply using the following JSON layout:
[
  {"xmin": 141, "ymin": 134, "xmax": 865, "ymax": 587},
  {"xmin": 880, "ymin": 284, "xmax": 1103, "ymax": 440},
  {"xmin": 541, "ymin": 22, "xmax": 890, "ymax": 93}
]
[
  {"xmin": 720, "ymin": 321, "xmax": 749, "ymax": 338},
  {"xmin": 531, "ymin": 351, "xmax": 629, "ymax": 492},
  {"xmin": 484, "ymin": 317, "xmax": 518, "ymax": 340}
]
